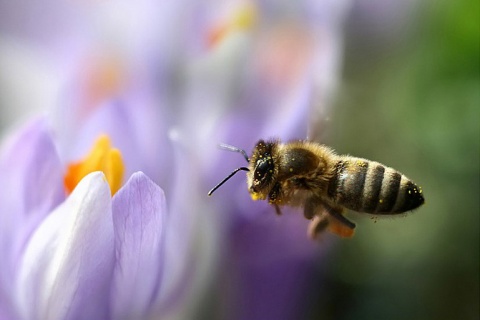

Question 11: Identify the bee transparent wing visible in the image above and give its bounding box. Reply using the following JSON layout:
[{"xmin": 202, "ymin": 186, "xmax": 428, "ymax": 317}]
[{"xmin": 306, "ymin": 199, "xmax": 356, "ymax": 239}]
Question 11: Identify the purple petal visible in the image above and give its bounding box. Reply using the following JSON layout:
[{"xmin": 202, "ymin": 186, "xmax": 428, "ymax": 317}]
[
  {"xmin": 50, "ymin": 91, "xmax": 173, "ymax": 188},
  {"xmin": 110, "ymin": 172, "xmax": 167, "ymax": 319},
  {"xmin": 225, "ymin": 211, "xmax": 331, "ymax": 320},
  {"xmin": 15, "ymin": 172, "xmax": 114, "ymax": 320},
  {"xmin": 0, "ymin": 118, "xmax": 64, "ymax": 316},
  {"xmin": 154, "ymin": 142, "xmax": 219, "ymax": 318},
  {"xmin": 0, "ymin": 118, "xmax": 64, "ymax": 232}
]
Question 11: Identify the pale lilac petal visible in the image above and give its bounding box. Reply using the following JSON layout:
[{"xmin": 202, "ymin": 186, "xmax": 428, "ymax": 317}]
[
  {"xmin": 15, "ymin": 172, "xmax": 114, "ymax": 320},
  {"xmin": 110, "ymin": 172, "xmax": 167, "ymax": 319},
  {"xmin": 154, "ymin": 141, "xmax": 219, "ymax": 319},
  {"xmin": 0, "ymin": 118, "xmax": 64, "ymax": 317},
  {"xmin": 0, "ymin": 118, "xmax": 64, "ymax": 233},
  {"xmin": 55, "ymin": 99, "xmax": 172, "ymax": 186}
]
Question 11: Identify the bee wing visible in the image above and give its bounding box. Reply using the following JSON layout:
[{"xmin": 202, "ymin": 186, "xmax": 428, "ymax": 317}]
[{"xmin": 307, "ymin": 200, "xmax": 356, "ymax": 239}]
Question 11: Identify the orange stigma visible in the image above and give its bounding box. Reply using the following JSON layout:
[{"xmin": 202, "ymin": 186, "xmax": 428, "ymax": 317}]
[{"xmin": 64, "ymin": 135, "xmax": 125, "ymax": 195}]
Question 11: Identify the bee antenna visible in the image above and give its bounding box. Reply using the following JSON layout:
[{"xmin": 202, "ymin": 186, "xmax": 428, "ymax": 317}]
[
  {"xmin": 218, "ymin": 143, "xmax": 249, "ymax": 162},
  {"xmin": 208, "ymin": 167, "xmax": 250, "ymax": 196}
]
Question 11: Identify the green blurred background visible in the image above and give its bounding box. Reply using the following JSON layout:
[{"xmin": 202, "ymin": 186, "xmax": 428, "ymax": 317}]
[{"xmin": 311, "ymin": 1, "xmax": 479, "ymax": 319}]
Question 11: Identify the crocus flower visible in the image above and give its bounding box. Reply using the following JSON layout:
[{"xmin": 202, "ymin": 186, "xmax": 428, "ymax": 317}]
[
  {"xmin": 0, "ymin": 1, "xmax": 351, "ymax": 319},
  {"xmin": 0, "ymin": 120, "xmax": 187, "ymax": 319}
]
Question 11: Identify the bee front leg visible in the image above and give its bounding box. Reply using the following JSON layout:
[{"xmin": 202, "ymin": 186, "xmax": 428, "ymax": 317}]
[
  {"xmin": 273, "ymin": 204, "xmax": 282, "ymax": 215},
  {"xmin": 268, "ymin": 183, "xmax": 283, "ymax": 215}
]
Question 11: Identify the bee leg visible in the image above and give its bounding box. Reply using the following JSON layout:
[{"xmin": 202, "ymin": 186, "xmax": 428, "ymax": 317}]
[
  {"xmin": 268, "ymin": 183, "xmax": 283, "ymax": 215},
  {"xmin": 304, "ymin": 196, "xmax": 319, "ymax": 220},
  {"xmin": 323, "ymin": 204, "xmax": 356, "ymax": 238},
  {"xmin": 273, "ymin": 203, "xmax": 282, "ymax": 216},
  {"xmin": 307, "ymin": 213, "xmax": 330, "ymax": 239}
]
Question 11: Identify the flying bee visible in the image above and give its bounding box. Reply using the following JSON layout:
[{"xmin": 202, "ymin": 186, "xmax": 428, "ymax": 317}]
[{"xmin": 208, "ymin": 139, "xmax": 425, "ymax": 239}]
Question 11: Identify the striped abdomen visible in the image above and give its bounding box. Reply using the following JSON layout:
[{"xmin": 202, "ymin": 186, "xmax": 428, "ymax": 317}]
[{"xmin": 327, "ymin": 158, "xmax": 424, "ymax": 214}]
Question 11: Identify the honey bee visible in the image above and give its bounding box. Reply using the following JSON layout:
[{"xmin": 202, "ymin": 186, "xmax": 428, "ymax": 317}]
[{"xmin": 208, "ymin": 139, "xmax": 425, "ymax": 239}]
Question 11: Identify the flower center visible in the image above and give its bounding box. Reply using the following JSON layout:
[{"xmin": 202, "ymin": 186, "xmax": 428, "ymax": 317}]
[
  {"xmin": 207, "ymin": 4, "xmax": 257, "ymax": 48},
  {"xmin": 64, "ymin": 135, "xmax": 125, "ymax": 195},
  {"xmin": 82, "ymin": 54, "xmax": 125, "ymax": 106}
]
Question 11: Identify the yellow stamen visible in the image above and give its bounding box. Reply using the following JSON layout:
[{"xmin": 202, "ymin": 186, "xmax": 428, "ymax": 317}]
[
  {"xmin": 64, "ymin": 135, "xmax": 125, "ymax": 196},
  {"xmin": 207, "ymin": 4, "xmax": 257, "ymax": 48}
]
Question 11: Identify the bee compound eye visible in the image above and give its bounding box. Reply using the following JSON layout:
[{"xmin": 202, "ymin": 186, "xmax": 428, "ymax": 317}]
[{"xmin": 254, "ymin": 156, "xmax": 273, "ymax": 181}]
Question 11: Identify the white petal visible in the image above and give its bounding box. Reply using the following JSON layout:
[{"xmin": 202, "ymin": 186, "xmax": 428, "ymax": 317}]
[{"xmin": 15, "ymin": 172, "xmax": 115, "ymax": 320}]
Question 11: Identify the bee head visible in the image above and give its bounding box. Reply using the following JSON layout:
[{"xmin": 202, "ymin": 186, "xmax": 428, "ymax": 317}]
[{"xmin": 247, "ymin": 140, "xmax": 277, "ymax": 200}]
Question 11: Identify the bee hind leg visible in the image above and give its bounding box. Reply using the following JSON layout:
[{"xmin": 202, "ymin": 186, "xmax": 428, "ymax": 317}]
[
  {"xmin": 324, "ymin": 204, "xmax": 356, "ymax": 238},
  {"xmin": 307, "ymin": 203, "xmax": 356, "ymax": 239}
]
